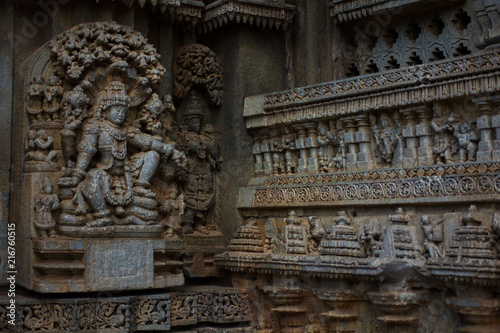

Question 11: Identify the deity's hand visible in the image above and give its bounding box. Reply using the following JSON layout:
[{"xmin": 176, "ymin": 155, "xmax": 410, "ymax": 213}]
[
  {"xmin": 171, "ymin": 148, "xmax": 187, "ymax": 168},
  {"xmin": 58, "ymin": 176, "xmax": 81, "ymax": 187}
]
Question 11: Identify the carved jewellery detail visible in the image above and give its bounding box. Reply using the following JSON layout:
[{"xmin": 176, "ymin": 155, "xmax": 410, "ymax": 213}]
[{"xmin": 173, "ymin": 44, "xmax": 223, "ymax": 106}]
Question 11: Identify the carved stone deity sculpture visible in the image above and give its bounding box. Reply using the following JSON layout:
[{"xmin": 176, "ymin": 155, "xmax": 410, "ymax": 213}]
[
  {"xmin": 371, "ymin": 113, "xmax": 399, "ymax": 166},
  {"xmin": 34, "ymin": 178, "xmax": 60, "ymax": 238},
  {"xmin": 431, "ymin": 105, "xmax": 459, "ymax": 164},
  {"xmin": 421, "ymin": 215, "xmax": 444, "ymax": 260},
  {"xmin": 178, "ymin": 92, "xmax": 221, "ymax": 234},
  {"xmin": 58, "ymin": 81, "xmax": 186, "ymax": 227}
]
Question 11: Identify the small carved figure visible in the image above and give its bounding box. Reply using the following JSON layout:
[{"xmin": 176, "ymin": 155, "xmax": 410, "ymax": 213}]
[
  {"xmin": 160, "ymin": 193, "xmax": 184, "ymax": 237},
  {"xmin": 179, "ymin": 92, "xmax": 222, "ymax": 234},
  {"xmin": 25, "ymin": 129, "xmax": 58, "ymax": 164},
  {"xmin": 308, "ymin": 216, "xmax": 325, "ymax": 252},
  {"xmin": 26, "ymin": 76, "xmax": 46, "ymax": 122},
  {"xmin": 282, "ymin": 126, "xmax": 297, "ymax": 174},
  {"xmin": 372, "ymin": 113, "xmax": 399, "ymax": 165},
  {"xmin": 34, "ymin": 179, "xmax": 60, "ymax": 238},
  {"xmin": 454, "ymin": 122, "xmax": 479, "ymax": 163},
  {"xmin": 421, "ymin": 215, "xmax": 444, "ymax": 259},
  {"xmin": 360, "ymin": 218, "xmax": 382, "ymax": 256},
  {"xmin": 61, "ymin": 85, "xmax": 89, "ymax": 160},
  {"xmin": 317, "ymin": 121, "xmax": 339, "ymax": 172},
  {"xmin": 43, "ymin": 76, "xmax": 63, "ymax": 119},
  {"xmin": 136, "ymin": 93, "xmax": 165, "ymax": 139},
  {"xmin": 431, "ymin": 105, "xmax": 459, "ymax": 164},
  {"xmin": 270, "ymin": 130, "xmax": 284, "ymax": 175}
]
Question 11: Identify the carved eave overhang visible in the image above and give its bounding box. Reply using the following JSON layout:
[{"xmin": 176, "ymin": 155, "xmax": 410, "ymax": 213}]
[
  {"xmin": 214, "ymin": 252, "xmax": 382, "ymax": 279},
  {"xmin": 244, "ymin": 48, "xmax": 500, "ymax": 129},
  {"xmin": 201, "ymin": 0, "xmax": 296, "ymax": 32},
  {"xmin": 329, "ymin": 0, "xmax": 463, "ymax": 23},
  {"xmin": 97, "ymin": 0, "xmax": 204, "ymax": 27}
]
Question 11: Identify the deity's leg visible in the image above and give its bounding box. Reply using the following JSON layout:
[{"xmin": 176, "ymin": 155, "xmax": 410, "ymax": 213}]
[
  {"xmin": 136, "ymin": 151, "xmax": 160, "ymax": 186},
  {"xmin": 81, "ymin": 169, "xmax": 112, "ymax": 226}
]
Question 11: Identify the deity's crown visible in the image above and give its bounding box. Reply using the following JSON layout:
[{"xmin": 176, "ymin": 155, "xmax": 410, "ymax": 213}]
[
  {"xmin": 96, "ymin": 81, "xmax": 131, "ymax": 112},
  {"xmin": 181, "ymin": 91, "xmax": 205, "ymax": 124}
]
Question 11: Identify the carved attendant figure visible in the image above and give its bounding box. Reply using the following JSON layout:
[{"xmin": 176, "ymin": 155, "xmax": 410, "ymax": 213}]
[
  {"xmin": 454, "ymin": 122, "xmax": 479, "ymax": 162},
  {"xmin": 180, "ymin": 92, "xmax": 221, "ymax": 234},
  {"xmin": 34, "ymin": 179, "xmax": 60, "ymax": 238}
]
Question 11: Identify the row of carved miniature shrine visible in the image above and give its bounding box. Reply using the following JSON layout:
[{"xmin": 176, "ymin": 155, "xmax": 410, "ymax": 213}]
[
  {"xmin": 250, "ymin": 96, "xmax": 500, "ymax": 176},
  {"xmin": 229, "ymin": 205, "xmax": 499, "ymax": 262}
]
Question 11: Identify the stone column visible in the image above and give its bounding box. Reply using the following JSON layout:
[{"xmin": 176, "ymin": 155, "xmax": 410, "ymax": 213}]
[
  {"xmin": 491, "ymin": 96, "xmax": 500, "ymax": 161},
  {"xmin": 475, "ymin": 97, "xmax": 494, "ymax": 161},
  {"xmin": 260, "ymin": 129, "xmax": 273, "ymax": 175},
  {"xmin": 304, "ymin": 123, "xmax": 319, "ymax": 173},
  {"xmin": 400, "ymin": 107, "xmax": 419, "ymax": 168},
  {"xmin": 415, "ymin": 104, "xmax": 433, "ymax": 166},
  {"xmin": 343, "ymin": 117, "xmax": 358, "ymax": 171},
  {"xmin": 293, "ymin": 124, "xmax": 309, "ymax": 173},
  {"xmin": 252, "ymin": 134, "xmax": 264, "ymax": 175},
  {"xmin": 355, "ymin": 114, "xmax": 374, "ymax": 170}
]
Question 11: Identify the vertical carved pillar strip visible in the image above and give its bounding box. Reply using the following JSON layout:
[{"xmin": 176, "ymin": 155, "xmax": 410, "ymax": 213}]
[
  {"xmin": 305, "ymin": 123, "xmax": 319, "ymax": 173},
  {"xmin": 475, "ymin": 97, "xmax": 494, "ymax": 161},
  {"xmin": 343, "ymin": 117, "xmax": 358, "ymax": 171},
  {"xmin": 294, "ymin": 124, "xmax": 309, "ymax": 174},
  {"xmin": 491, "ymin": 95, "xmax": 500, "ymax": 161},
  {"xmin": 415, "ymin": 104, "xmax": 433, "ymax": 166},
  {"xmin": 354, "ymin": 114, "xmax": 374, "ymax": 170},
  {"xmin": 401, "ymin": 107, "xmax": 418, "ymax": 168},
  {"xmin": 260, "ymin": 129, "xmax": 273, "ymax": 176}
]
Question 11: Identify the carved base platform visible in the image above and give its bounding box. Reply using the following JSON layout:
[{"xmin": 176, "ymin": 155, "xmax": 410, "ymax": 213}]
[
  {"xmin": 183, "ymin": 231, "xmax": 227, "ymax": 278},
  {"xmin": 20, "ymin": 237, "xmax": 185, "ymax": 293}
]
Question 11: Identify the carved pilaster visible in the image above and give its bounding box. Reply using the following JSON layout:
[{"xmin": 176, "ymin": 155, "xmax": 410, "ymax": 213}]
[
  {"xmin": 343, "ymin": 117, "xmax": 358, "ymax": 171},
  {"xmin": 260, "ymin": 129, "xmax": 273, "ymax": 176},
  {"xmin": 304, "ymin": 123, "xmax": 319, "ymax": 173},
  {"xmin": 252, "ymin": 134, "xmax": 264, "ymax": 176},
  {"xmin": 355, "ymin": 114, "xmax": 374, "ymax": 170},
  {"xmin": 415, "ymin": 104, "xmax": 433, "ymax": 166},
  {"xmin": 264, "ymin": 285, "xmax": 308, "ymax": 333},
  {"xmin": 293, "ymin": 125, "xmax": 309, "ymax": 174},
  {"xmin": 491, "ymin": 96, "xmax": 500, "ymax": 161},
  {"xmin": 400, "ymin": 107, "xmax": 418, "ymax": 168},
  {"xmin": 449, "ymin": 290, "xmax": 500, "ymax": 333},
  {"xmin": 316, "ymin": 288, "xmax": 363, "ymax": 333},
  {"xmin": 475, "ymin": 97, "xmax": 494, "ymax": 161}
]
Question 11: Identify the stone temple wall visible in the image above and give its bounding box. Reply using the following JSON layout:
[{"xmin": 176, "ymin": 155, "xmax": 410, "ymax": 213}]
[{"xmin": 1, "ymin": 0, "xmax": 500, "ymax": 332}]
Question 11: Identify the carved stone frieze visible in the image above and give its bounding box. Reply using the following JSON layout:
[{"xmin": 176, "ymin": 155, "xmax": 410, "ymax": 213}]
[{"xmin": 1, "ymin": 288, "xmax": 253, "ymax": 332}]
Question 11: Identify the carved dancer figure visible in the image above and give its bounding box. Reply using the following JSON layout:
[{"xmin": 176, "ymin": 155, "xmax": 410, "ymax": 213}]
[
  {"xmin": 372, "ymin": 113, "xmax": 398, "ymax": 165},
  {"xmin": 317, "ymin": 121, "xmax": 337, "ymax": 172},
  {"xmin": 308, "ymin": 216, "xmax": 325, "ymax": 252},
  {"xmin": 282, "ymin": 126, "xmax": 297, "ymax": 174},
  {"xmin": 59, "ymin": 81, "xmax": 186, "ymax": 227},
  {"xmin": 179, "ymin": 93, "xmax": 221, "ymax": 234},
  {"xmin": 431, "ymin": 105, "xmax": 459, "ymax": 164},
  {"xmin": 25, "ymin": 129, "xmax": 58, "ymax": 164},
  {"xmin": 34, "ymin": 179, "xmax": 60, "ymax": 238},
  {"xmin": 454, "ymin": 122, "xmax": 479, "ymax": 163},
  {"xmin": 421, "ymin": 215, "xmax": 444, "ymax": 259}
]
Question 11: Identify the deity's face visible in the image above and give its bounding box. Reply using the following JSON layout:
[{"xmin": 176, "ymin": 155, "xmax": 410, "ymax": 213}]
[
  {"xmin": 107, "ymin": 105, "xmax": 128, "ymax": 125},
  {"xmin": 187, "ymin": 117, "xmax": 202, "ymax": 133}
]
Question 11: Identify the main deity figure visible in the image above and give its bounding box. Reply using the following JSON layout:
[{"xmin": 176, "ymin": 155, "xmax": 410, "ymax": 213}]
[{"xmin": 59, "ymin": 81, "xmax": 186, "ymax": 227}]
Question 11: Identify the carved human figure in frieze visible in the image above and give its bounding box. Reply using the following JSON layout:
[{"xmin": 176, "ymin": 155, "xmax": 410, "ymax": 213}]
[
  {"xmin": 34, "ymin": 178, "xmax": 60, "ymax": 238},
  {"xmin": 270, "ymin": 129, "xmax": 284, "ymax": 175},
  {"xmin": 160, "ymin": 192, "xmax": 184, "ymax": 237},
  {"xmin": 431, "ymin": 104, "xmax": 459, "ymax": 164},
  {"xmin": 178, "ymin": 92, "xmax": 221, "ymax": 234},
  {"xmin": 371, "ymin": 113, "xmax": 399, "ymax": 166},
  {"xmin": 454, "ymin": 121, "xmax": 479, "ymax": 163},
  {"xmin": 58, "ymin": 81, "xmax": 186, "ymax": 227},
  {"xmin": 282, "ymin": 126, "xmax": 298, "ymax": 174},
  {"xmin": 25, "ymin": 129, "xmax": 58, "ymax": 164},
  {"xmin": 360, "ymin": 218, "xmax": 382, "ymax": 257},
  {"xmin": 421, "ymin": 215, "xmax": 444, "ymax": 260},
  {"xmin": 136, "ymin": 93, "xmax": 165, "ymax": 140},
  {"xmin": 308, "ymin": 216, "xmax": 326, "ymax": 252},
  {"xmin": 317, "ymin": 121, "xmax": 344, "ymax": 171}
]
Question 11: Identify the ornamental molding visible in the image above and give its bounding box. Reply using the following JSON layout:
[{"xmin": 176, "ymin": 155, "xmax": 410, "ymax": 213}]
[
  {"xmin": 244, "ymin": 49, "xmax": 500, "ymax": 128},
  {"xmin": 328, "ymin": 0, "xmax": 459, "ymax": 23},
  {"xmin": 201, "ymin": 0, "xmax": 295, "ymax": 32},
  {"xmin": 238, "ymin": 162, "xmax": 500, "ymax": 208}
]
